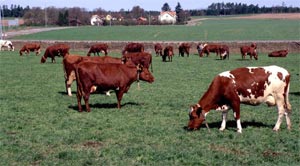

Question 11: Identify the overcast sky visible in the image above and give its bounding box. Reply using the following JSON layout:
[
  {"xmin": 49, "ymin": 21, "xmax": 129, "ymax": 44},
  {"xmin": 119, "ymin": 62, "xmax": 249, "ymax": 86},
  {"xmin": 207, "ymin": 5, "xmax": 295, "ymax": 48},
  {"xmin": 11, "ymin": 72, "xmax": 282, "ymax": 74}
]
[{"xmin": 1, "ymin": 0, "xmax": 299, "ymax": 11}]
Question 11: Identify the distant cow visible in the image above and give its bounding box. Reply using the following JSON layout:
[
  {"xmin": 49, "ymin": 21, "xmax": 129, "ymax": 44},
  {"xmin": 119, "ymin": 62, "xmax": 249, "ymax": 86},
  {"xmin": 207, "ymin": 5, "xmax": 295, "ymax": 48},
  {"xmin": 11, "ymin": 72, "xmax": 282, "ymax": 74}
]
[
  {"xmin": 76, "ymin": 62, "xmax": 155, "ymax": 111},
  {"xmin": 240, "ymin": 43, "xmax": 258, "ymax": 60},
  {"xmin": 187, "ymin": 65, "xmax": 291, "ymax": 133},
  {"xmin": 87, "ymin": 43, "xmax": 108, "ymax": 56},
  {"xmin": 162, "ymin": 46, "xmax": 174, "ymax": 62},
  {"xmin": 197, "ymin": 43, "xmax": 229, "ymax": 60},
  {"xmin": 178, "ymin": 43, "xmax": 191, "ymax": 57},
  {"xmin": 63, "ymin": 55, "xmax": 124, "ymax": 96},
  {"xmin": 41, "ymin": 44, "xmax": 70, "ymax": 63},
  {"xmin": 122, "ymin": 42, "xmax": 144, "ymax": 55},
  {"xmin": 19, "ymin": 43, "xmax": 41, "ymax": 56},
  {"xmin": 154, "ymin": 43, "xmax": 163, "ymax": 56},
  {"xmin": 122, "ymin": 52, "xmax": 153, "ymax": 72},
  {"xmin": 268, "ymin": 50, "xmax": 288, "ymax": 57},
  {"xmin": 0, "ymin": 40, "xmax": 14, "ymax": 51}
]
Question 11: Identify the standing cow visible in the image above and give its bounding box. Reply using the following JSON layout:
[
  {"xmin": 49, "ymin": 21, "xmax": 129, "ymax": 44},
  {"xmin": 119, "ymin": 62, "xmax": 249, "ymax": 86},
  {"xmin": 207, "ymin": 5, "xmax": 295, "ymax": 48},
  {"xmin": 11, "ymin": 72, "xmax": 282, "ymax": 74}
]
[
  {"xmin": 178, "ymin": 43, "xmax": 191, "ymax": 57},
  {"xmin": 63, "ymin": 54, "xmax": 124, "ymax": 96},
  {"xmin": 122, "ymin": 42, "xmax": 144, "ymax": 55},
  {"xmin": 122, "ymin": 52, "xmax": 153, "ymax": 72},
  {"xmin": 162, "ymin": 46, "xmax": 174, "ymax": 62},
  {"xmin": 187, "ymin": 65, "xmax": 291, "ymax": 133},
  {"xmin": 154, "ymin": 43, "xmax": 163, "ymax": 56},
  {"xmin": 41, "ymin": 44, "xmax": 70, "ymax": 63},
  {"xmin": 240, "ymin": 43, "xmax": 258, "ymax": 60},
  {"xmin": 75, "ymin": 62, "xmax": 155, "ymax": 111},
  {"xmin": 0, "ymin": 40, "xmax": 14, "ymax": 51},
  {"xmin": 19, "ymin": 43, "xmax": 41, "ymax": 56},
  {"xmin": 87, "ymin": 43, "xmax": 108, "ymax": 56}
]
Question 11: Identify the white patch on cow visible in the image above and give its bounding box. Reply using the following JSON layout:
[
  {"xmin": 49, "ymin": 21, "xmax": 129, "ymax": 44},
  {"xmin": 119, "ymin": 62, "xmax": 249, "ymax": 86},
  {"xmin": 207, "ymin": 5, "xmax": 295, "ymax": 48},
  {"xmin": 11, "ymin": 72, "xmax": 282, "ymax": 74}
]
[
  {"xmin": 219, "ymin": 71, "xmax": 234, "ymax": 79},
  {"xmin": 106, "ymin": 91, "xmax": 111, "ymax": 96},
  {"xmin": 216, "ymin": 105, "xmax": 230, "ymax": 112},
  {"xmin": 221, "ymin": 51, "xmax": 227, "ymax": 57},
  {"xmin": 90, "ymin": 86, "xmax": 97, "ymax": 93},
  {"xmin": 266, "ymin": 95, "xmax": 276, "ymax": 106},
  {"xmin": 67, "ymin": 87, "xmax": 72, "ymax": 96}
]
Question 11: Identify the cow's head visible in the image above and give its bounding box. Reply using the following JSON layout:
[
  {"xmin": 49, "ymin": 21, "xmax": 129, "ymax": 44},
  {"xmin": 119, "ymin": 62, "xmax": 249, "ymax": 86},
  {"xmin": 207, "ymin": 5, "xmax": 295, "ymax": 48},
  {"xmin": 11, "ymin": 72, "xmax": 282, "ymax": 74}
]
[
  {"xmin": 137, "ymin": 64, "xmax": 154, "ymax": 83},
  {"xmin": 187, "ymin": 104, "xmax": 205, "ymax": 131}
]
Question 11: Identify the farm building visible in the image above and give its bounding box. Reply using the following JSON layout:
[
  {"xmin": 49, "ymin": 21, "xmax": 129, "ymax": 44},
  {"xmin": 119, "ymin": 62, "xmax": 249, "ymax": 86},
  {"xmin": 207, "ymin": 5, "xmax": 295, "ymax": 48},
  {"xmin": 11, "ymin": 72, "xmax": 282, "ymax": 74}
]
[
  {"xmin": 90, "ymin": 15, "xmax": 103, "ymax": 26},
  {"xmin": 158, "ymin": 11, "xmax": 177, "ymax": 24}
]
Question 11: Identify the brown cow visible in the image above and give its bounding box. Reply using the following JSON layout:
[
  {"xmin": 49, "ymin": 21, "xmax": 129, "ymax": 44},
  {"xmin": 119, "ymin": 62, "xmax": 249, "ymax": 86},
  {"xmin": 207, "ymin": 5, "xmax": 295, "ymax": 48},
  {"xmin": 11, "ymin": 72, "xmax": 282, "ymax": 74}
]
[
  {"xmin": 87, "ymin": 43, "xmax": 108, "ymax": 56},
  {"xmin": 268, "ymin": 50, "xmax": 288, "ymax": 57},
  {"xmin": 187, "ymin": 65, "xmax": 291, "ymax": 133},
  {"xmin": 154, "ymin": 43, "xmax": 163, "ymax": 56},
  {"xmin": 63, "ymin": 54, "xmax": 124, "ymax": 96},
  {"xmin": 19, "ymin": 43, "xmax": 41, "ymax": 56},
  {"xmin": 162, "ymin": 46, "xmax": 174, "ymax": 62},
  {"xmin": 122, "ymin": 42, "xmax": 144, "ymax": 55},
  {"xmin": 41, "ymin": 44, "xmax": 70, "ymax": 63},
  {"xmin": 197, "ymin": 43, "xmax": 219, "ymax": 57},
  {"xmin": 122, "ymin": 52, "xmax": 153, "ymax": 72},
  {"xmin": 178, "ymin": 43, "xmax": 191, "ymax": 57},
  {"xmin": 240, "ymin": 43, "xmax": 258, "ymax": 60},
  {"xmin": 218, "ymin": 45, "xmax": 230, "ymax": 60},
  {"xmin": 75, "ymin": 62, "xmax": 155, "ymax": 111}
]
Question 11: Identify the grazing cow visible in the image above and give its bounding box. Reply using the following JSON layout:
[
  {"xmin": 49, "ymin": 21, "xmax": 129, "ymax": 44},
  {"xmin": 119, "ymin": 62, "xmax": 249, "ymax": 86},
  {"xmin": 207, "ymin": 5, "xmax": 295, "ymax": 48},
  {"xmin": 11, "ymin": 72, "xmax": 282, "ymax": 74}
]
[
  {"xmin": 63, "ymin": 55, "xmax": 124, "ymax": 96},
  {"xmin": 122, "ymin": 42, "xmax": 144, "ymax": 54},
  {"xmin": 162, "ymin": 46, "xmax": 174, "ymax": 62},
  {"xmin": 0, "ymin": 40, "xmax": 14, "ymax": 51},
  {"xmin": 122, "ymin": 52, "xmax": 153, "ymax": 72},
  {"xmin": 197, "ymin": 43, "xmax": 220, "ymax": 57},
  {"xmin": 76, "ymin": 62, "xmax": 155, "ymax": 111},
  {"xmin": 268, "ymin": 50, "xmax": 288, "ymax": 57},
  {"xmin": 240, "ymin": 43, "xmax": 258, "ymax": 60},
  {"xmin": 178, "ymin": 43, "xmax": 191, "ymax": 57},
  {"xmin": 187, "ymin": 65, "xmax": 291, "ymax": 133},
  {"xmin": 154, "ymin": 43, "xmax": 163, "ymax": 56},
  {"xmin": 87, "ymin": 43, "xmax": 108, "ymax": 56},
  {"xmin": 41, "ymin": 44, "xmax": 70, "ymax": 63},
  {"xmin": 19, "ymin": 43, "xmax": 41, "ymax": 56}
]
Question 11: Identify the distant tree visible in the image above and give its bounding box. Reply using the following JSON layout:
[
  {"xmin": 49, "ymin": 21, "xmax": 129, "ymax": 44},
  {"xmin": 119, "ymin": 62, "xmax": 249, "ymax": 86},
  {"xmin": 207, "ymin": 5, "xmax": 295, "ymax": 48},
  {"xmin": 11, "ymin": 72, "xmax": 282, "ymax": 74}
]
[
  {"xmin": 23, "ymin": 7, "xmax": 44, "ymax": 25},
  {"xmin": 131, "ymin": 6, "xmax": 145, "ymax": 18},
  {"xmin": 175, "ymin": 2, "xmax": 185, "ymax": 24},
  {"xmin": 161, "ymin": 3, "xmax": 171, "ymax": 11},
  {"xmin": 57, "ymin": 10, "xmax": 68, "ymax": 26}
]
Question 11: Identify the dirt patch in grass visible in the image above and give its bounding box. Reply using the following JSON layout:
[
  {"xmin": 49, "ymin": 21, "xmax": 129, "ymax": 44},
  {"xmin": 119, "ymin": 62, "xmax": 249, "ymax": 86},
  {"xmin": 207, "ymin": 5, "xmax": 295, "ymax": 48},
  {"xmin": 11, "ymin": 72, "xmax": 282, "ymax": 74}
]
[{"xmin": 231, "ymin": 13, "xmax": 300, "ymax": 20}]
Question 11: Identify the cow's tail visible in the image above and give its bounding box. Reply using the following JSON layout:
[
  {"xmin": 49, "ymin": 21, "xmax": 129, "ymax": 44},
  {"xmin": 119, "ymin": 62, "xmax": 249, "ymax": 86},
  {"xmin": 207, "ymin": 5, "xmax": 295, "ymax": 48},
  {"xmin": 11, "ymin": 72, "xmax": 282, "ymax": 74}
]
[
  {"xmin": 150, "ymin": 56, "xmax": 153, "ymax": 73},
  {"xmin": 284, "ymin": 75, "xmax": 292, "ymax": 112},
  {"xmin": 74, "ymin": 63, "xmax": 83, "ymax": 98}
]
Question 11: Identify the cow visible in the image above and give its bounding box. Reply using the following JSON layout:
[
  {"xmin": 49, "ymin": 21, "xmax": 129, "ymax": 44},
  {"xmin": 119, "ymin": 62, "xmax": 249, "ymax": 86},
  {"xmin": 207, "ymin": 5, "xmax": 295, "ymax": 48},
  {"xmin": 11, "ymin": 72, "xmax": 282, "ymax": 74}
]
[
  {"xmin": 218, "ymin": 44, "xmax": 230, "ymax": 60},
  {"xmin": 19, "ymin": 43, "xmax": 41, "ymax": 56},
  {"xmin": 75, "ymin": 62, "xmax": 155, "ymax": 111},
  {"xmin": 178, "ymin": 43, "xmax": 191, "ymax": 57},
  {"xmin": 122, "ymin": 42, "xmax": 144, "ymax": 55},
  {"xmin": 63, "ymin": 54, "xmax": 124, "ymax": 96},
  {"xmin": 0, "ymin": 40, "xmax": 14, "ymax": 51},
  {"xmin": 197, "ymin": 43, "xmax": 220, "ymax": 57},
  {"xmin": 41, "ymin": 44, "xmax": 70, "ymax": 63},
  {"xmin": 187, "ymin": 65, "xmax": 291, "ymax": 133},
  {"xmin": 154, "ymin": 43, "xmax": 163, "ymax": 56},
  {"xmin": 268, "ymin": 50, "xmax": 288, "ymax": 57},
  {"xmin": 87, "ymin": 43, "xmax": 108, "ymax": 56},
  {"xmin": 240, "ymin": 43, "xmax": 258, "ymax": 60},
  {"xmin": 162, "ymin": 46, "xmax": 174, "ymax": 62},
  {"xmin": 122, "ymin": 52, "xmax": 153, "ymax": 72}
]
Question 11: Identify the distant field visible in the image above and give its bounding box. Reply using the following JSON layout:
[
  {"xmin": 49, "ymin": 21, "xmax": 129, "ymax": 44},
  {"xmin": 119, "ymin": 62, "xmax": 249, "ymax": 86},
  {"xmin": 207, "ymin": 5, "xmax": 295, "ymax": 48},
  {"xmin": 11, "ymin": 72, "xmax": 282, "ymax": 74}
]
[
  {"xmin": 0, "ymin": 50, "xmax": 299, "ymax": 165},
  {"xmin": 11, "ymin": 19, "xmax": 300, "ymax": 41}
]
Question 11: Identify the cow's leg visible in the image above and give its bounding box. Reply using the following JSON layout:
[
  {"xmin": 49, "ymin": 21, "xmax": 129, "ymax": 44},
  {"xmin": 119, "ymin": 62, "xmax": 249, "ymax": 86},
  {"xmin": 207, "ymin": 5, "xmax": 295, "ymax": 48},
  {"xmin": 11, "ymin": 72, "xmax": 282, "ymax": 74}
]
[
  {"xmin": 231, "ymin": 102, "xmax": 242, "ymax": 133},
  {"xmin": 273, "ymin": 95, "xmax": 288, "ymax": 131},
  {"xmin": 115, "ymin": 90, "xmax": 125, "ymax": 109},
  {"xmin": 77, "ymin": 90, "xmax": 83, "ymax": 112},
  {"xmin": 83, "ymin": 93, "xmax": 91, "ymax": 112},
  {"xmin": 219, "ymin": 111, "xmax": 228, "ymax": 131}
]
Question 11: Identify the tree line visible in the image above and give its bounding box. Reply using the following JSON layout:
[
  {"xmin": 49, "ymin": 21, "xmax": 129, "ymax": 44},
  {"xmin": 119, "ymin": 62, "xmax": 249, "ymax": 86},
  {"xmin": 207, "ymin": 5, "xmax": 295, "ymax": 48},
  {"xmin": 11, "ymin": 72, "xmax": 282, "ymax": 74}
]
[{"xmin": 1, "ymin": 2, "xmax": 299, "ymax": 26}]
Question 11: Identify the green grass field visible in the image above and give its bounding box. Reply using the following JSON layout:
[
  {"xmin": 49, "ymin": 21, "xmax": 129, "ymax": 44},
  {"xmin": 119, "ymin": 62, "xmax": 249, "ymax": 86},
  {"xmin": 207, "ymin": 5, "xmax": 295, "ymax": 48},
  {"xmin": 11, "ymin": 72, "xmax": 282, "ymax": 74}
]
[
  {"xmin": 0, "ymin": 50, "xmax": 299, "ymax": 165},
  {"xmin": 11, "ymin": 19, "xmax": 300, "ymax": 41}
]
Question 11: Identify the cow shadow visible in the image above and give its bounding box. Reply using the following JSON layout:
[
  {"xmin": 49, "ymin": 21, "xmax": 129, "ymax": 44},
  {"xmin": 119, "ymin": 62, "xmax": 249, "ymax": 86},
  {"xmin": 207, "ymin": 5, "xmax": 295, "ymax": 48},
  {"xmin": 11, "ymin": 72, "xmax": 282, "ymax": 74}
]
[
  {"xmin": 183, "ymin": 120, "xmax": 272, "ymax": 131},
  {"xmin": 290, "ymin": 92, "xmax": 300, "ymax": 96},
  {"xmin": 68, "ymin": 102, "xmax": 141, "ymax": 111}
]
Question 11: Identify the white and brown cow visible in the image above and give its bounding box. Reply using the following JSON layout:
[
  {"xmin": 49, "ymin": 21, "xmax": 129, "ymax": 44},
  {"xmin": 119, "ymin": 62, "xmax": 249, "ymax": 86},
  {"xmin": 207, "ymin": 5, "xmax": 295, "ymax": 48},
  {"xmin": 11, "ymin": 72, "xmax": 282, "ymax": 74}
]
[
  {"xmin": 0, "ymin": 40, "xmax": 14, "ymax": 51},
  {"xmin": 187, "ymin": 65, "xmax": 291, "ymax": 133}
]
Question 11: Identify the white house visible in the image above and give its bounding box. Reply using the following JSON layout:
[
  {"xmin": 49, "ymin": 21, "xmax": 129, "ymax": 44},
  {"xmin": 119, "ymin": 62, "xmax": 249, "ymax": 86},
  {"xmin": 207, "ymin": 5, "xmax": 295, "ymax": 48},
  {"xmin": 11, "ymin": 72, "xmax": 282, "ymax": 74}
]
[
  {"xmin": 90, "ymin": 15, "xmax": 103, "ymax": 26},
  {"xmin": 158, "ymin": 11, "xmax": 177, "ymax": 24}
]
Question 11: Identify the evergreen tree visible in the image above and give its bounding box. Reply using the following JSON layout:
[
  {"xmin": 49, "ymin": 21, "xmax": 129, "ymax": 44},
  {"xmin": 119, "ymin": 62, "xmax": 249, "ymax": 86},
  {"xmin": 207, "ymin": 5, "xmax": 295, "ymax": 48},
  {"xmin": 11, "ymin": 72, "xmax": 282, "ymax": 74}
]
[{"xmin": 161, "ymin": 3, "xmax": 171, "ymax": 11}]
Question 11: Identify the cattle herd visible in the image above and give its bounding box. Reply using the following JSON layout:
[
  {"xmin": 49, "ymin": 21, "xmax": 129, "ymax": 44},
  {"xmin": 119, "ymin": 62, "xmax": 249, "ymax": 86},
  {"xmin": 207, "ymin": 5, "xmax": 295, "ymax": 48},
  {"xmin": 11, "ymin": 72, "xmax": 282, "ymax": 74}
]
[{"xmin": 0, "ymin": 39, "xmax": 293, "ymax": 133}]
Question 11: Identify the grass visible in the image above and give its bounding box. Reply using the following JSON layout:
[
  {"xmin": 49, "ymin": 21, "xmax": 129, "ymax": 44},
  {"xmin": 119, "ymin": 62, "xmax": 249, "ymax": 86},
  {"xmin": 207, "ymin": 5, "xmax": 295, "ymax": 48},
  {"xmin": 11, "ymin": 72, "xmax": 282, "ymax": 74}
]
[
  {"xmin": 0, "ymin": 49, "xmax": 299, "ymax": 165},
  {"xmin": 11, "ymin": 19, "xmax": 300, "ymax": 41}
]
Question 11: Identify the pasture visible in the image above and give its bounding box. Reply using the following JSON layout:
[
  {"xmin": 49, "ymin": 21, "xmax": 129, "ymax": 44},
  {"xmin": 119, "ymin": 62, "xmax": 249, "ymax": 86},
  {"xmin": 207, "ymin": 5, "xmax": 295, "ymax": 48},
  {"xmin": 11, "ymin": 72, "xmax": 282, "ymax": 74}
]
[
  {"xmin": 0, "ymin": 49, "xmax": 299, "ymax": 165},
  {"xmin": 11, "ymin": 19, "xmax": 300, "ymax": 41}
]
